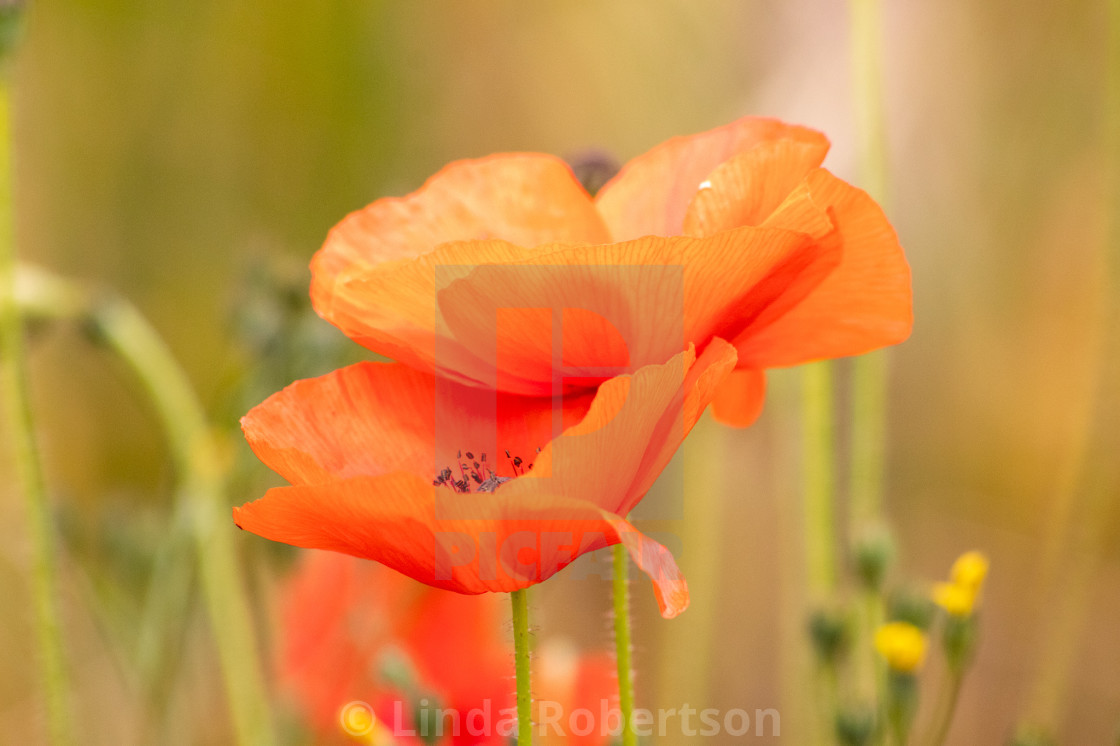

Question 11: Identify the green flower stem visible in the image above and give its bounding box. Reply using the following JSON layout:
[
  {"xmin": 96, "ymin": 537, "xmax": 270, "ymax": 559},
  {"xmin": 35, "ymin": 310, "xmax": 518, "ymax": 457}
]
[
  {"xmin": 849, "ymin": 353, "xmax": 888, "ymax": 529},
  {"xmin": 15, "ymin": 266, "xmax": 274, "ymax": 746},
  {"xmin": 801, "ymin": 361, "xmax": 839, "ymax": 743},
  {"xmin": 801, "ymin": 361, "xmax": 837, "ymax": 598},
  {"xmin": 886, "ymin": 672, "xmax": 918, "ymax": 746},
  {"xmin": 868, "ymin": 592, "xmax": 889, "ymax": 746},
  {"xmin": 924, "ymin": 670, "xmax": 964, "ymax": 746},
  {"xmin": 0, "ymin": 79, "xmax": 73, "ymax": 746},
  {"xmin": 510, "ymin": 589, "xmax": 533, "ymax": 745},
  {"xmin": 850, "ymin": 0, "xmax": 892, "ymax": 714},
  {"xmin": 612, "ymin": 543, "xmax": 638, "ymax": 746},
  {"xmin": 850, "ymin": 0, "xmax": 888, "ymax": 205}
]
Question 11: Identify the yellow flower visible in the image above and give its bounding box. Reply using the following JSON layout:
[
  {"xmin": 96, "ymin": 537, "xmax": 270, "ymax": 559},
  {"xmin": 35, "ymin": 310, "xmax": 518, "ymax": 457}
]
[
  {"xmin": 875, "ymin": 622, "xmax": 928, "ymax": 673},
  {"xmin": 932, "ymin": 581, "xmax": 978, "ymax": 616},
  {"xmin": 949, "ymin": 551, "xmax": 989, "ymax": 592},
  {"xmin": 932, "ymin": 550, "xmax": 990, "ymax": 616}
]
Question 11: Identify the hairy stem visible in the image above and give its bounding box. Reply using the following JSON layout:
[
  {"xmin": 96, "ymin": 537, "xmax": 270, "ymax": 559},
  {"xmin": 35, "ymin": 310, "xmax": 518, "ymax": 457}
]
[
  {"xmin": 613, "ymin": 543, "xmax": 638, "ymax": 746},
  {"xmin": 511, "ymin": 589, "xmax": 533, "ymax": 745},
  {"xmin": 802, "ymin": 361, "xmax": 837, "ymax": 598}
]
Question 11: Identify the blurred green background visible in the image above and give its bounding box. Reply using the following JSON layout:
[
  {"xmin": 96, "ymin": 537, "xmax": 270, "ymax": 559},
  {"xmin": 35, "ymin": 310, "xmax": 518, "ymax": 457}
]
[{"xmin": 3, "ymin": 1, "xmax": 1118, "ymax": 743}]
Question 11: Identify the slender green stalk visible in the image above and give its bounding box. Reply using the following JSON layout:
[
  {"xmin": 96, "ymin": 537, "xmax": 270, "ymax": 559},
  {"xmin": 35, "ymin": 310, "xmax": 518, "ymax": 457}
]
[
  {"xmin": 510, "ymin": 589, "xmax": 533, "ymax": 745},
  {"xmin": 612, "ymin": 543, "xmax": 638, "ymax": 746},
  {"xmin": 0, "ymin": 76, "xmax": 73, "ymax": 746},
  {"xmin": 801, "ymin": 361, "xmax": 837, "ymax": 597},
  {"xmin": 925, "ymin": 671, "xmax": 964, "ymax": 746},
  {"xmin": 849, "ymin": 0, "xmax": 893, "ymax": 716},
  {"xmin": 88, "ymin": 298, "xmax": 276, "ymax": 746},
  {"xmin": 849, "ymin": 0, "xmax": 891, "ymax": 552},
  {"xmin": 886, "ymin": 673, "xmax": 918, "ymax": 746},
  {"xmin": 849, "ymin": 354, "xmax": 888, "ymax": 527},
  {"xmin": 802, "ymin": 362, "xmax": 839, "ymax": 743},
  {"xmin": 850, "ymin": 0, "xmax": 888, "ymax": 205},
  {"xmin": 14, "ymin": 266, "xmax": 274, "ymax": 745}
]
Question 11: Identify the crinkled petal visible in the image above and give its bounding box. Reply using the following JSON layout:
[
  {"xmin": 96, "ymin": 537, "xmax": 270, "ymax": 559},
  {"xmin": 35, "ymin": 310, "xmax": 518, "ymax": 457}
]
[
  {"xmin": 233, "ymin": 475, "xmax": 689, "ymax": 617},
  {"xmin": 312, "ymin": 154, "xmax": 609, "ymax": 373},
  {"xmin": 596, "ymin": 117, "xmax": 829, "ymax": 240},
  {"xmin": 732, "ymin": 169, "xmax": 913, "ymax": 367},
  {"xmin": 315, "ymin": 153, "xmax": 608, "ymax": 274},
  {"xmin": 682, "ymin": 136, "xmax": 830, "ymax": 236},
  {"xmin": 495, "ymin": 339, "xmax": 737, "ymax": 516},
  {"xmin": 383, "ymin": 226, "xmax": 824, "ymax": 395},
  {"xmin": 241, "ymin": 360, "xmax": 595, "ymax": 486}
]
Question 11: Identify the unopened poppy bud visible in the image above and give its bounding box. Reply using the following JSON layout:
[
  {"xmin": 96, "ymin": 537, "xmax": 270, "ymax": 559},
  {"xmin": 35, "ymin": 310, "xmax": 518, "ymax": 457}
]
[
  {"xmin": 852, "ymin": 525, "xmax": 895, "ymax": 591},
  {"xmin": 835, "ymin": 704, "xmax": 876, "ymax": 746},
  {"xmin": 875, "ymin": 622, "xmax": 927, "ymax": 673},
  {"xmin": 566, "ymin": 149, "xmax": 621, "ymax": 197},
  {"xmin": 808, "ymin": 607, "xmax": 850, "ymax": 665}
]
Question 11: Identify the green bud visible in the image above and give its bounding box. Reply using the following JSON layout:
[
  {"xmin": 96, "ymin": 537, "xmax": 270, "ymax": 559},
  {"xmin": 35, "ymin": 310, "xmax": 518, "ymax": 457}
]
[
  {"xmin": 0, "ymin": 1, "xmax": 25, "ymax": 63},
  {"xmin": 887, "ymin": 587, "xmax": 937, "ymax": 630},
  {"xmin": 852, "ymin": 524, "xmax": 895, "ymax": 591},
  {"xmin": 835, "ymin": 703, "xmax": 877, "ymax": 746},
  {"xmin": 808, "ymin": 606, "xmax": 850, "ymax": 665}
]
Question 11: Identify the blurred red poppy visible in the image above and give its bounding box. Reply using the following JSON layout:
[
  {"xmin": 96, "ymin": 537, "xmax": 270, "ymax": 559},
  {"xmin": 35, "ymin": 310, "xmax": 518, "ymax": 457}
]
[
  {"xmin": 235, "ymin": 340, "xmax": 737, "ymax": 618},
  {"xmin": 279, "ymin": 551, "xmax": 616, "ymax": 745},
  {"xmin": 311, "ymin": 117, "xmax": 911, "ymax": 426}
]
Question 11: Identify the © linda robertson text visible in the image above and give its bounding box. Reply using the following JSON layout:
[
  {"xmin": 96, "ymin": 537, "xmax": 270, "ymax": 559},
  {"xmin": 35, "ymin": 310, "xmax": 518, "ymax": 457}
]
[{"xmin": 340, "ymin": 699, "xmax": 781, "ymax": 738}]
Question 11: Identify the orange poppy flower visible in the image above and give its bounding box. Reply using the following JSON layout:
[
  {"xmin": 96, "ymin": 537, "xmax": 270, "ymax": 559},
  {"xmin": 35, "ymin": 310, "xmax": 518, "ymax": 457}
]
[
  {"xmin": 311, "ymin": 116, "xmax": 911, "ymax": 426},
  {"xmin": 278, "ymin": 551, "xmax": 511, "ymax": 744},
  {"xmin": 235, "ymin": 340, "xmax": 737, "ymax": 619},
  {"xmin": 278, "ymin": 551, "xmax": 616, "ymax": 745}
]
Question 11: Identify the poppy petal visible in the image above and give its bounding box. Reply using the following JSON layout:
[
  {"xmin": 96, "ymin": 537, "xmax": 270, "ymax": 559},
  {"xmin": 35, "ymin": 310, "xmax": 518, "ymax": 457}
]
[
  {"xmin": 603, "ymin": 512, "xmax": 690, "ymax": 619},
  {"xmin": 314, "ymin": 239, "xmax": 538, "ymax": 386},
  {"xmin": 732, "ymin": 169, "xmax": 913, "ymax": 367},
  {"xmin": 709, "ymin": 367, "xmax": 767, "ymax": 427},
  {"xmin": 682, "ymin": 137, "xmax": 830, "ymax": 237},
  {"xmin": 241, "ymin": 360, "xmax": 595, "ymax": 486},
  {"xmin": 233, "ymin": 473, "xmax": 688, "ymax": 616},
  {"xmin": 426, "ymin": 227, "xmax": 819, "ymax": 395},
  {"xmin": 311, "ymin": 154, "xmax": 610, "ymax": 374},
  {"xmin": 595, "ymin": 117, "xmax": 829, "ymax": 240},
  {"xmin": 314, "ymin": 153, "xmax": 608, "ymax": 274},
  {"xmin": 495, "ymin": 339, "xmax": 736, "ymax": 516}
]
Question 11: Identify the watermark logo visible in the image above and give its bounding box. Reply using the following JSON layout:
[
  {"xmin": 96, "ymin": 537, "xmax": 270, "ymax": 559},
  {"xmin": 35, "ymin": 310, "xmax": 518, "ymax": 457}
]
[
  {"xmin": 339, "ymin": 698, "xmax": 780, "ymax": 739},
  {"xmin": 339, "ymin": 700, "xmax": 377, "ymax": 737}
]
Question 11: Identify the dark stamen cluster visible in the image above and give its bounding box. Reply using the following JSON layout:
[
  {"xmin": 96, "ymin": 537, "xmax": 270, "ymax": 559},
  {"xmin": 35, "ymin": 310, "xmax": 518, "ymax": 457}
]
[{"xmin": 432, "ymin": 448, "xmax": 535, "ymax": 494}]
